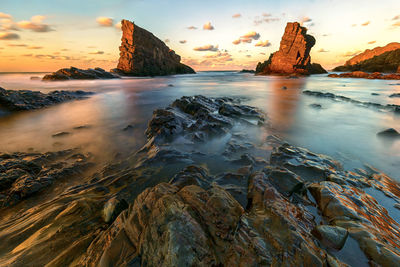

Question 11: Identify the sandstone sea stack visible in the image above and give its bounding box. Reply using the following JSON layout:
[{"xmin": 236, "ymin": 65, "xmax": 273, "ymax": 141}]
[
  {"xmin": 256, "ymin": 22, "xmax": 326, "ymax": 75},
  {"xmin": 115, "ymin": 20, "xmax": 195, "ymax": 76}
]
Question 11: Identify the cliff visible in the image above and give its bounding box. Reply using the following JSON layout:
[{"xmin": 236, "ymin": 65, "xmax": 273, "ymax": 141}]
[
  {"xmin": 345, "ymin": 42, "xmax": 400, "ymax": 66},
  {"xmin": 116, "ymin": 20, "xmax": 195, "ymax": 76},
  {"xmin": 255, "ymin": 22, "xmax": 326, "ymax": 75},
  {"xmin": 333, "ymin": 48, "xmax": 400, "ymax": 73}
]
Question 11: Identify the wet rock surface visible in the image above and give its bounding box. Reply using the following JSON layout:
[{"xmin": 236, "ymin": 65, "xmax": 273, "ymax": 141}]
[
  {"xmin": 116, "ymin": 20, "xmax": 195, "ymax": 76},
  {"xmin": 0, "ymin": 149, "xmax": 93, "ymax": 208},
  {"xmin": 255, "ymin": 22, "xmax": 326, "ymax": 75},
  {"xmin": 0, "ymin": 96, "xmax": 399, "ymax": 266},
  {"xmin": 303, "ymin": 89, "xmax": 400, "ymax": 114},
  {"xmin": 42, "ymin": 67, "xmax": 120, "ymax": 81},
  {"xmin": 0, "ymin": 87, "xmax": 93, "ymax": 111},
  {"xmin": 329, "ymin": 71, "xmax": 400, "ymax": 80}
]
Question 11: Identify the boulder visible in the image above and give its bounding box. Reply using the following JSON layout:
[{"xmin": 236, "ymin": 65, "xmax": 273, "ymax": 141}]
[
  {"xmin": 116, "ymin": 20, "xmax": 195, "ymax": 76},
  {"xmin": 312, "ymin": 225, "xmax": 348, "ymax": 250},
  {"xmin": 377, "ymin": 128, "xmax": 400, "ymax": 138},
  {"xmin": 255, "ymin": 22, "xmax": 326, "ymax": 75},
  {"xmin": 42, "ymin": 67, "xmax": 119, "ymax": 81}
]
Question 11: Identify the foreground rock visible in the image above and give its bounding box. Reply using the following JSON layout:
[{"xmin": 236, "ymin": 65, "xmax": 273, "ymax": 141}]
[
  {"xmin": 334, "ymin": 43, "xmax": 400, "ymax": 73},
  {"xmin": 255, "ymin": 22, "xmax": 326, "ymax": 75},
  {"xmin": 377, "ymin": 128, "xmax": 400, "ymax": 138},
  {"xmin": 115, "ymin": 20, "xmax": 195, "ymax": 76},
  {"xmin": 0, "ymin": 87, "xmax": 93, "ymax": 111},
  {"xmin": 329, "ymin": 71, "xmax": 400, "ymax": 80},
  {"xmin": 1, "ymin": 96, "xmax": 400, "ymax": 266},
  {"xmin": 42, "ymin": 67, "xmax": 120, "ymax": 81},
  {"xmin": 0, "ymin": 149, "xmax": 93, "ymax": 207}
]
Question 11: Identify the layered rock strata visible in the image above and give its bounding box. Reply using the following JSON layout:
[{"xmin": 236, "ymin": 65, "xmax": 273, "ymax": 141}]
[
  {"xmin": 255, "ymin": 22, "xmax": 326, "ymax": 75},
  {"xmin": 116, "ymin": 20, "xmax": 195, "ymax": 76}
]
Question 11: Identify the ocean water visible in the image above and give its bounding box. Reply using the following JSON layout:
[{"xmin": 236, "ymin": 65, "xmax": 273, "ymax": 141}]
[{"xmin": 0, "ymin": 71, "xmax": 399, "ymax": 181}]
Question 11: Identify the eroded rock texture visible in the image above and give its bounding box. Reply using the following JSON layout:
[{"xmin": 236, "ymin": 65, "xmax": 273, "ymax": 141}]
[
  {"xmin": 116, "ymin": 20, "xmax": 195, "ymax": 76},
  {"xmin": 0, "ymin": 87, "xmax": 93, "ymax": 111},
  {"xmin": 42, "ymin": 67, "xmax": 120, "ymax": 81},
  {"xmin": 256, "ymin": 22, "xmax": 326, "ymax": 75},
  {"xmin": 1, "ymin": 96, "xmax": 400, "ymax": 267}
]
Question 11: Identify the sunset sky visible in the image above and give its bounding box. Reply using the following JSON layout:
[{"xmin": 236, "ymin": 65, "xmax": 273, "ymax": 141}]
[{"xmin": 0, "ymin": 0, "xmax": 399, "ymax": 72}]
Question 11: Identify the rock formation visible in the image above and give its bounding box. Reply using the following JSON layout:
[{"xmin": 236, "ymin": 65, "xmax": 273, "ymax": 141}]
[
  {"xmin": 328, "ymin": 71, "xmax": 400, "ymax": 80},
  {"xmin": 255, "ymin": 22, "xmax": 326, "ymax": 75},
  {"xmin": 115, "ymin": 20, "xmax": 195, "ymax": 76},
  {"xmin": 334, "ymin": 46, "xmax": 400, "ymax": 73},
  {"xmin": 0, "ymin": 87, "xmax": 93, "ymax": 111},
  {"xmin": 345, "ymin": 42, "xmax": 400, "ymax": 66},
  {"xmin": 1, "ymin": 96, "xmax": 400, "ymax": 266},
  {"xmin": 42, "ymin": 67, "xmax": 120, "ymax": 81}
]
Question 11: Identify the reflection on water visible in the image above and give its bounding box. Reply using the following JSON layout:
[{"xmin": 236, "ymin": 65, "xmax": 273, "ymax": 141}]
[{"xmin": 0, "ymin": 71, "xmax": 399, "ymax": 180}]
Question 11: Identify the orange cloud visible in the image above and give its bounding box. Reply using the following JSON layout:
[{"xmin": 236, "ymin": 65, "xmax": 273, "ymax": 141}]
[
  {"xmin": 368, "ymin": 41, "xmax": 376, "ymax": 44},
  {"xmin": 89, "ymin": 51, "xmax": 104, "ymax": 55},
  {"xmin": 114, "ymin": 22, "xmax": 122, "ymax": 30},
  {"xmin": 187, "ymin": 26, "xmax": 197, "ymax": 30},
  {"xmin": 0, "ymin": 12, "xmax": 12, "ymax": 19},
  {"xmin": 96, "ymin": 17, "xmax": 113, "ymax": 27},
  {"xmin": 255, "ymin": 40, "xmax": 271, "ymax": 47},
  {"xmin": 179, "ymin": 40, "xmax": 187, "ymax": 44},
  {"xmin": 0, "ymin": 32, "xmax": 19, "ymax": 40},
  {"xmin": 232, "ymin": 13, "xmax": 241, "ymax": 18},
  {"xmin": 392, "ymin": 21, "xmax": 400, "ymax": 27},
  {"xmin": 203, "ymin": 22, "xmax": 214, "ymax": 30},
  {"xmin": 361, "ymin": 21, "xmax": 370, "ymax": 26},
  {"xmin": 241, "ymin": 31, "xmax": 260, "ymax": 40},
  {"xmin": 193, "ymin": 44, "xmax": 219, "ymax": 52},
  {"xmin": 317, "ymin": 48, "xmax": 329, "ymax": 52},
  {"xmin": 232, "ymin": 39, "xmax": 241, "ymax": 45},
  {"xmin": 17, "ymin": 15, "xmax": 53, "ymax": 32}
]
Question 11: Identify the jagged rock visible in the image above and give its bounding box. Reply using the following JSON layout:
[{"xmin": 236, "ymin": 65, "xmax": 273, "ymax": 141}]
[
  {"xmin": 312, "ymin": 225, "xmax": 348, "ymax": 250},
  {"xmin": 42, "ymin": 67, "xmax": 119, "ymax": 81},
  {"xmin": 116, "ymin": 20, "xmax": 195, "ymax": 76},
  {"xmin": 255, "ymin": 22, "xmax": 326, "ymax": 75},
  {"xmin": 389, "ymin": 93, "xmax": 400, "ymax": 98},
  {"xmin": 0, "ymin": 87, "xmax": 93, "ymax": 111}
]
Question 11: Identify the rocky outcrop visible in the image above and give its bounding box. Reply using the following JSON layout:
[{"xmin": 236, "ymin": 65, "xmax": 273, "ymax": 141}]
[
  {"xmin": 345, "ymin": 42, "xmax": 400, "ymax": 66},
  {"xmin": 334, "ymin": 46, "xmax": 400, "ymax": 73},
  {"xmin": 42, "ymin": 67, "xmax": 120, "ymax": 81},
  {"xmin": 116, "ymin": 20, "xmax": 195, "ymax": 76},
  {"xmin": 0, "ymin": 149, "xmax": 93, "ymax": 207},
  {"xmin": 303, "ymin": 89, "xmax": 400, "ymax": 114},
  {"xmin": 0, "ymin": 87, "xmax": 93, "ymax": 111},
  {"xmin": 329, "ymin": 71, "xmax": 400, "ymax": 80},
  {"xmin": 255, "ymin": 22, "xmax": 326, "ymax": 75},
  {"xmin": 1, "ymin": 96, "xmax": 400, "ymax": 266}
]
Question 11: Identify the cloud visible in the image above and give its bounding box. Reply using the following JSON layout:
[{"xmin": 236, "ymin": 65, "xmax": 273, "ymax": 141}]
[
  {"xmin": 203, "ymin": 22, "xmax": 214, "ymax": 30},
  {"xmin": 164, "ymin": 39, "xmax": 170, "ymax": 43},
  {"xmin": 300, "ymin": 17, "xmax": 312, "ymax": 26},
  {"xmin": 203, "ymin": 51, "xmax": 232, "ymax": 62},
  {"xmin": 232, "ymin": 13, "xmax": 241, "ymax": 18},
  {"xmin": 352, "ymin": 24, "xmax": 357, "ymax": 27},
  {"xmin": 179, "ymin": 40, "xmax": 187, "ymax": 44},
  {"xmin": 89, "ymin": 50, "xmax": 104, "ymax": 55},
  {"xmin": 254, "ymin": 16, "xmax": 279, "ymax": 25},
  {"xmin": 392, "ymin": 21, "xmax": 400, "ymax": 27},
  {"xmin": 317, "ymin": 48, "xmax": 329, "ymax": 52},
  {"xmin": 343, "ymin": 50, "xmax": 361, "ymax": 57},
  {"xmin": 392, "ymin": 15, "xmax": 399, "ymax": 20},
  {"xmin": 17, "ymin": 15, "xmax": 53, "ymax": 32},
  {"xmin": 255, "ymin": 40, "xmax": 271, "ymax": 47},
  {"xmin": 368, "ymin": 41, "xmax": 376, "ymax": 44},
  {"xmin": 28, "ymin": 46, "xmax": 43, "ymax": 49},
  {"xmin": 7, "ymin": 43, "xmax": 27, "ymax": 47},
  {"xmin": 96, "ymin": 17, "xmax": 113, "ymax": 27},
  {"xmin": 0, "ymin": 32, "xmax": 20, "ymax": 40},
  {"xmin": 114, "ymin": 22, "xmax": 122, "ymax": 30},
  {"xmin": 187, "ymin": 26, "xmax": 197, "ymax": 30},
  {"xmin": 0, "ymin": 12, "xmax": 12, "ymax": 19},
  {"xmin": 246, "ymin": 55, "xmax": 251, "ymax": 58},
  {"xmin": 361, "ymin": 21, "xmax": 370, "ymax": 26},
  {"xmin": 262, "ymin": 13, "xmax": 272, "ymax": 17},
  {"xmin": 193, "ymin": 44, "xmax": 219, "ymax": 52},
  {"xmin": 232, "ymin": 39, "xmax": 241, "ymax": 45}
]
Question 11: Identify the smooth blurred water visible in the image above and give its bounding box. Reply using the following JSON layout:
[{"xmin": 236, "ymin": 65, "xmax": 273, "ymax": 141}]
[{"xmin": 0, "ymin": 71, "xmax": 399, "ymax": 180}]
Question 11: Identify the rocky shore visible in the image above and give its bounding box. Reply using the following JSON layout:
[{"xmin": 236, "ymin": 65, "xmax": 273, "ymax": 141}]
[
  {"xmin": 42, "ymin": 67, "xmax": 120, "ymax": 81},
  {"xmin": 0, "ymin": 96, "xmax": 399, "ymax": 266},
  {"xmin": 329, "ymin": 71, "xmax": 400, "ymax": 80},
  {"xmin": 0, "ymin": 87, "xmax": 93, "ymax": 111}
]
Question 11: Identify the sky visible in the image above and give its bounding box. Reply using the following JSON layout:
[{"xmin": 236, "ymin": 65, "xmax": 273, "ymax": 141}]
[{"xmin": 0, "ymin": 0, "xmax": 399, "ymax": 72}]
